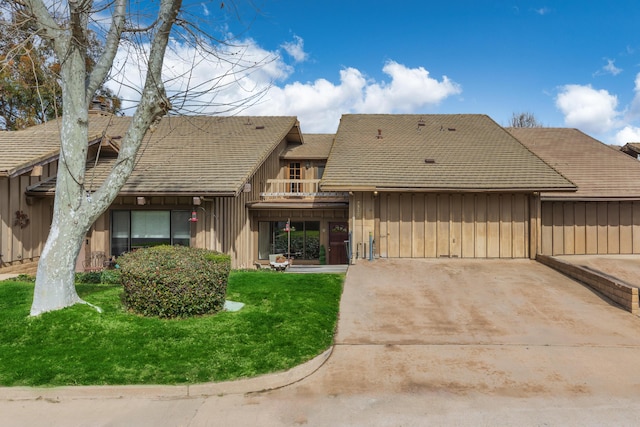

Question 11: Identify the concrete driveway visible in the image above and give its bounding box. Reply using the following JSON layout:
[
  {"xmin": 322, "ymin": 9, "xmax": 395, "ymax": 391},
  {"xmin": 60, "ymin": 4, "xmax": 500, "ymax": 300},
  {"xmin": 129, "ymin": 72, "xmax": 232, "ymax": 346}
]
[{"xmin": 4, "ymin": 259, "xmax": 640, "ymax": 426}]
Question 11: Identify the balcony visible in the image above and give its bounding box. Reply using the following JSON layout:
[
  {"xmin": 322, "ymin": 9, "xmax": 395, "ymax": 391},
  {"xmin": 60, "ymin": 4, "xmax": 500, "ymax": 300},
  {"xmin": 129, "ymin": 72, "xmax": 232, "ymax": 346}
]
[{"xmin": 260, "ymin": 179, "xmax": 348, "ymax": 200}]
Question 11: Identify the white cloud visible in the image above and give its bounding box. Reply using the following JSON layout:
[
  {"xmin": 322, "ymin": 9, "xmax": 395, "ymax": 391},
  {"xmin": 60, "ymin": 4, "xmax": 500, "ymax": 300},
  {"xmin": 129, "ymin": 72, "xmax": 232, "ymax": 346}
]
[
  {"xmin": 106, "ymin": 38, "xmax": 461, "ymax": 133},
  {"xmin": 555, "ymin": 84, "xmax": 620, "ymax": 133},
  {"xmin": 615, "ymin": 125, "xmax": 640, "ymax": 145},
  {"xmin": 281, "ymin": 36, "xmax": 308, "ymax": 63},
  {"xmin": 359, "ymin": 61, "xmax": 462, "ymax": 113},
  {"xmin": 595, "ymin": 59, "xmax": 622, "ymax": 76},
  {"xmin": 534, "ymin": 7, "xmax": 551, "ymax": 15},
  {"xmin": 242, "ymin": 61, "xmax": 461, "ymax": 132},
  {"xmin": 625, "ymin": 72, "xmax": 640, "ymax": 122}
]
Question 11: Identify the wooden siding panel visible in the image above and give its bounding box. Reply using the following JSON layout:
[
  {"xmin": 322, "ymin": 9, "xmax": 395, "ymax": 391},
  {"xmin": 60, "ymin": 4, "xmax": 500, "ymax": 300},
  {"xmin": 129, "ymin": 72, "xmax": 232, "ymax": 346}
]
[
  {"xmin": 449, "ymin": 194, "xmax": 462, "ymax": 257},
  {"xmin": 462, "ymin": 194, "xmax": 475, "ymax": 258},
  {"xmin": 425, "ymin": 194, "xmax": 437, "ymax": 257},
  {"xmin": 597, "ymin": 203, "xmax": 608, "ymax": 254},
  {"xmin": 379, "ymin": 194, "xmax": 388, "ymax": 258},
  {"xmin": 400, "ymin": 194, "xmax": 413, "ymax": 257},
  {"xmin": 563, "ymin": 202, "xmax": 575, "ymax": 255},
  {"xmin": 437, "ymin": 194, "xmax": 450, "ymax": 257},
  {"xmin": 10, "ymin": 176, "xmax": 21, "ymax": 262},
  {"xmin": 539, "ymin": 200, "xmax": 640, "ymax": 257},
  {"xmin": 634, "ymin": 202, "xmax": 640, "ymax": 253},
  {"xmin": 512, "ymin": 194, "xmax": 527, "ymax": 258},
  {"xmin": 387, "ymin": 193, "xmax": 400, "ymax": 258},
  {"xmin": 585, "ymin": 203, "xmax": 598, "ymax": 254},
  {"xmin": 540, "ymin": 202, "xmax": 553, "ymax": 255},
  {"xmin": 500, "ymin": 195, "xmax": 512, "ymax": 258},
  {"xmin": 608, "ymin": 202, "xmax": 620, "ymax": 254},
  {"xmin": 574, "ymin": 202, "xmax": 586, "ymax": 255},
  {"xmin": 0, "ymin": 178, "xmax": 9, "ymax": 266},
  {"xmin": 412, "ymin": 194, "xmax": 425, "ymax": 258},
  {"xmin": 486, "ymin": 194, "xmax": 500, "ymax": 258},
  {"xmin": 620, "ymin": 202, "xmax": 633, "ymax": 254},
  {"xmin": 475, "ymin": 194, "xmax": 487, "ymax": 258},
  {"xmin": 552, "ymin": 202, "xmax": 564, "ymax": 256}
]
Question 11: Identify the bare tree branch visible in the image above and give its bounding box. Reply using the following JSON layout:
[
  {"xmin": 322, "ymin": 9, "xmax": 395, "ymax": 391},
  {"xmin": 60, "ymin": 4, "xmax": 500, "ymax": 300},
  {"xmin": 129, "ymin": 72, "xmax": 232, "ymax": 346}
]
[{"xmin": 85, "ymin": 0, "xmax": 125, "ymax": 99}]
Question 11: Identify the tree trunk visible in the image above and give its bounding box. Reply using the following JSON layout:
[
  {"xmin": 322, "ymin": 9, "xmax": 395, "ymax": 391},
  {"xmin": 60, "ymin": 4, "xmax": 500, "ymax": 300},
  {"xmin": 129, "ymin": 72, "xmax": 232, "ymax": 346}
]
[{"xmin": 30, "ymin": 216, "xmax": 87, "ymax": 316}]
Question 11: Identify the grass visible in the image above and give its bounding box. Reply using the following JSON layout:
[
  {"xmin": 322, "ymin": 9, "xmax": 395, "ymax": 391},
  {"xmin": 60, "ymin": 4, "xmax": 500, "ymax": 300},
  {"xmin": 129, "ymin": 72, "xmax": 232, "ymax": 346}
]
[{"xmin": 0, "ymin": 270, "xmax": 343, "ymax": 387}]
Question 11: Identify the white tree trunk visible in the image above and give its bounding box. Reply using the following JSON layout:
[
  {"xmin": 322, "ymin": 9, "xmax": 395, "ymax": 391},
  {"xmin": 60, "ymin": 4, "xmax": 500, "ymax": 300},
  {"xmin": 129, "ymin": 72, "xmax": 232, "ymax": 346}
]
[{"xmin": 31, "ymin": 218, "xmax": 86, "ymax": 316}]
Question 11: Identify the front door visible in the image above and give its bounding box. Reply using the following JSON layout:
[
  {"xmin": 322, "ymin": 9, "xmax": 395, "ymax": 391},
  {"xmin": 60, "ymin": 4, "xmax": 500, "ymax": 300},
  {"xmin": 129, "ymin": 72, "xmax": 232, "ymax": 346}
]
[{"xmin": 328, "ymin": 222, "xmax": 348, "ymax": 264}]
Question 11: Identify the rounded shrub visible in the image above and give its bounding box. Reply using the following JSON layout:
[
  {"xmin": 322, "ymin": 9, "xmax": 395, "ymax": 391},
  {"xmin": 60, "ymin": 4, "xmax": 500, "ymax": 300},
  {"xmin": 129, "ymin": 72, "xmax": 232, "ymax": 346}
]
[{"xmin": 117, "ymin": 245, "xmax": 231, "ymax": 318}]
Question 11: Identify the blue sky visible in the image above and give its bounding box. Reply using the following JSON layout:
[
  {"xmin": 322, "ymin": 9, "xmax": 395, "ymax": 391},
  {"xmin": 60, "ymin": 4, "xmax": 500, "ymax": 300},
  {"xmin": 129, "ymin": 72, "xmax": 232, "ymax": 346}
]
[{"xmin": 109, "ymin": 0, "xmax": 640, "ymax": 145}]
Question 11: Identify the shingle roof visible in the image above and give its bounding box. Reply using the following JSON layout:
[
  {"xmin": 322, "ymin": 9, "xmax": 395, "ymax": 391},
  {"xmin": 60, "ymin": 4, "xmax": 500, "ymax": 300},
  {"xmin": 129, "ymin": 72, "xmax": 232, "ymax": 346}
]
[
  {"xmin": 321, "ymin": 114, "xmax": 576, "ymax": 192},
  {"xmin": 621, "ymin": 142, "xmax": 640, "ymax": 156},
  {"xmin": 508, "ymin": 127, "xmax": 640, "ymax": 199},
  {"xmin": 0, "ymin": 111, "xmax": 128, "ymax": 177},
  {"xmin": 281, "ymin": 134, "xmax": 334, "ymax": 160},
  {"xmin": 21, "ymin": 115, "xmax": 301, "ymax": 196}
]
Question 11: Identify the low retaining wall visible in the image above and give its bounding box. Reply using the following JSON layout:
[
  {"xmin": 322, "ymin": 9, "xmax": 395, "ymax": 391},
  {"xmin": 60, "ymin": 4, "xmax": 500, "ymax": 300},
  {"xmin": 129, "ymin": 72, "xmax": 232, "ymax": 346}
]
[{"xmin": 536, "ymin": 255, "xmax": 639, "ymax": 316}]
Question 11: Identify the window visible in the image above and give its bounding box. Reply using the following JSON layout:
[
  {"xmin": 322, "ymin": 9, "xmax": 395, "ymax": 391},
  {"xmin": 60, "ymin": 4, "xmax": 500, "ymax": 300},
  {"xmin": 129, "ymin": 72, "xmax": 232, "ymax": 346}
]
[
  {"xmin": 110, "ymin": 210, "xmax": 191, "ymax": 256},
  {"xmin": 258, "ymin": 221, "xmax": 320, "ymax": 260},
  {"xmin": 316, "ymin": 163, "xmax": 325, "ymax": 179},
  {"xmin": 289, "ymin": 162, "xmax": 301, "ymax": 192}
]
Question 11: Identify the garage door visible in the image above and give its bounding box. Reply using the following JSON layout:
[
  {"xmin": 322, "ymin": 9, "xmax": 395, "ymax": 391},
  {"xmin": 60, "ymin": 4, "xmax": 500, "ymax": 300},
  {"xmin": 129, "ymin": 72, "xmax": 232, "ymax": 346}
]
[
  {"xmin": 540, "ymin": 200, "xmax": 640, "ymax": 255},
  {"xmin": 378, "ymin": 193, "xmax": 529, "ymax": 258}
]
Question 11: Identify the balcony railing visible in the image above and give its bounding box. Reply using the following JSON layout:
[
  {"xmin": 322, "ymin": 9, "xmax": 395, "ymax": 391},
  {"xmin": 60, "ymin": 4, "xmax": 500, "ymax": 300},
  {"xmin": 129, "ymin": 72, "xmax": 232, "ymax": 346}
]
[{"xmin": 260, "ymin": 179, "xmax": 348, "ymax": 200}]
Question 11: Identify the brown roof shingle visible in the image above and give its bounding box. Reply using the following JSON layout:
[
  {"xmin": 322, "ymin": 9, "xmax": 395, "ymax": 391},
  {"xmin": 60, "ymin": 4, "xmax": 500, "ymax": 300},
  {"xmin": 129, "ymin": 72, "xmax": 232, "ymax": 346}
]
[
  {"xmin": 20, "ymin": 115, "xmax": 301, "ymax": 196},
  {"xmin": 508, "ymin": 127, "xmax": 640, "ymax": 199},
  {"xmin": 0, "ymin": 111, "xmax": 129, "ymax": 177},
  {"xmin": 281, "ymin": 134, "xmax": 334, "ymax": 160},
  {"xmin": 321, "ymin": 114, "xmax": 575, "ymax": 192}
]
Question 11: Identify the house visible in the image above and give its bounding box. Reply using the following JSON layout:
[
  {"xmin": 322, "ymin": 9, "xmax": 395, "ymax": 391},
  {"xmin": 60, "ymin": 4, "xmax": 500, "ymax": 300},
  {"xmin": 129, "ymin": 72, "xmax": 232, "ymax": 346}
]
[
  {"xmin": 322, "ymin": 114, "xmax": 576, "ymax": 260},
  {"xmin": 508, "ymin": 128, "xmax": 640, "ymax": 255},
  {"xmin": 620, "ymin": 142, "xmax": 640, "ymax": 160},
  {"xmin": 1, "ymin": 112, "xmax": 348, "ymax": 270},
  {"xmin": 6, "ymin": 112, "xmax": 640, "ymax": 273}
]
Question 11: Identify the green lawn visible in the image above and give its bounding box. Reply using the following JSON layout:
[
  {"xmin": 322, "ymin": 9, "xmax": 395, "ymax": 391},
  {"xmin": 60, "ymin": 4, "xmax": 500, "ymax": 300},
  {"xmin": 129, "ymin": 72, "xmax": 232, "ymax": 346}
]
[{"xmin": 0, "ymin": 271, "xmax": 343, "ymax": 387}]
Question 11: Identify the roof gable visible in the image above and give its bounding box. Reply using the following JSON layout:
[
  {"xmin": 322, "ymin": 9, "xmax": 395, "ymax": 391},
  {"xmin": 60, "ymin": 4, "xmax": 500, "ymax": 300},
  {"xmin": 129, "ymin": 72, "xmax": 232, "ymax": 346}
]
[
  {"xmin": 281, "ymin": 134, "xmax": 334, "ymax": 160},
  {"xmin": 0, "ymin": 111, "xmax": 128, "ymax": 177},
  {"xmin": 322, "ymin": 114, "xmax": 575, "ymax": 192}
]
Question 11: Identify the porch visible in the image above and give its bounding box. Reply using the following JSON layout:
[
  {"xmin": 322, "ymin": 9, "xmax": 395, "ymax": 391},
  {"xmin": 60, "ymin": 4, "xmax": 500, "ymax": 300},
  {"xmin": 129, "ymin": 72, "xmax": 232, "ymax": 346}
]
[{"xmin": 260, "ymin": 179, "xmax": 349, "ymax": 200}]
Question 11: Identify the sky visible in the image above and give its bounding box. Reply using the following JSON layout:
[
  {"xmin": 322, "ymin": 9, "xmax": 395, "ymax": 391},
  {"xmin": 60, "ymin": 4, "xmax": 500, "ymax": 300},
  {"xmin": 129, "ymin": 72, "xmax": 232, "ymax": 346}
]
[{"xmin": 105, "ymin": 0, "xmax": 640, "ymax": 146}]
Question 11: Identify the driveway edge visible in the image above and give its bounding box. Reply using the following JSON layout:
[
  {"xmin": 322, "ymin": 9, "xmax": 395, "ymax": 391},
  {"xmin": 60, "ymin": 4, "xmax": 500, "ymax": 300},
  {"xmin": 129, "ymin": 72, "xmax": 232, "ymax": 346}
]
[{"xmin": 537, "ymin": 254, "xmax": 639, "ymax": 315}]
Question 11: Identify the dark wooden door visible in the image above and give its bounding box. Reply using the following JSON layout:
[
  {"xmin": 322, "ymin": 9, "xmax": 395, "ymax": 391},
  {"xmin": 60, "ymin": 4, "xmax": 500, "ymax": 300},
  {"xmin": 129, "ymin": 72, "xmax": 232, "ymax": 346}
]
[{"xmin": 328, "ymin": 222, "xmax": 348, "ymax": 264}]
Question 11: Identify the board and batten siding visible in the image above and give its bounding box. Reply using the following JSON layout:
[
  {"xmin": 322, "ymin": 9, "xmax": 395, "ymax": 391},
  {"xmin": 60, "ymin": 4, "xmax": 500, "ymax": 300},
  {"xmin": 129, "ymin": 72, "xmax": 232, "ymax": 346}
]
[
  {"xmin": 540, "ymin": 200, "xmax": 640, "ymax": 255},
  {"xmin": 87, "ymin": 139, "xmax": 290, "ymax": 269},
  {"xmin": 0, "ymin": 163, "xmax": 56, "ymax": 267},
  {"xmin": 352, "ymin": 192, "xmax": 530, "ymax": 259},
  {"xmin": 208, "ymin": 138, "xmax": 289, "ymax": 268}
]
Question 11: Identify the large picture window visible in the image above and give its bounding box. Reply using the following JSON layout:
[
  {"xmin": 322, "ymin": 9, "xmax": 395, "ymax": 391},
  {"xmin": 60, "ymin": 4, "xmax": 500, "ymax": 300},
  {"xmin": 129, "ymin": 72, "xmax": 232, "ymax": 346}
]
[
  {"xmin": 258, "ymin": 221, "xmax": 320, "ymax": 260},
  {"xmin": 110, "ymin": 210, "xmax": 191, "ymax": 256}
]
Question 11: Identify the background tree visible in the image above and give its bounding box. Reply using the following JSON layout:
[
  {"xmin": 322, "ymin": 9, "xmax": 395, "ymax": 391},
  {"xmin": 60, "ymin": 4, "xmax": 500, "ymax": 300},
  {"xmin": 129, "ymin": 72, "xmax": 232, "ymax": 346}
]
[
  {"xmin": 0, "ymin": 9, "xmax": 120, "ymax": 130},
  {"xmin": 1, "ymin": 0, "xmax": 267, "ymax": 315},
  {"xmin": 509, "ymin": 111, "xmax": 543, "ymax": 128}
]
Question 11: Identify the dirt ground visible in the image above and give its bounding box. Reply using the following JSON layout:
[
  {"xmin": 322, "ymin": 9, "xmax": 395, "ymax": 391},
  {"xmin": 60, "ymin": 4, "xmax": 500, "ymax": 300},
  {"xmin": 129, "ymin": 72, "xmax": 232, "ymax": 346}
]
[{"xmin": 4, "ymin": 258, "xmax": 640, "ymax": 426}]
